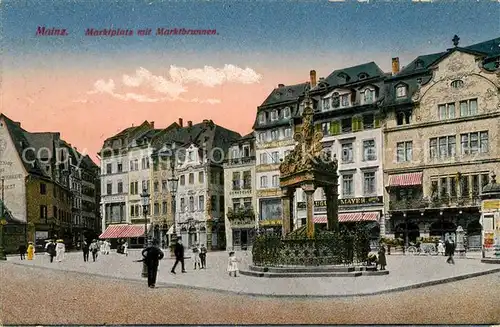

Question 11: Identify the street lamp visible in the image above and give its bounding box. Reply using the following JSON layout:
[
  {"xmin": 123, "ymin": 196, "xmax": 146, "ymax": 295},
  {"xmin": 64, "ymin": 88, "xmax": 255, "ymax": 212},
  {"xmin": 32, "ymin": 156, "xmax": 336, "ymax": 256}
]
[
  {"xmin": 167, "ymin": 160, "xmax": 179, "ymax": 245},
  {"xmin": 140, "ymin": 188, "xmax": 150, "ymax": 278}
]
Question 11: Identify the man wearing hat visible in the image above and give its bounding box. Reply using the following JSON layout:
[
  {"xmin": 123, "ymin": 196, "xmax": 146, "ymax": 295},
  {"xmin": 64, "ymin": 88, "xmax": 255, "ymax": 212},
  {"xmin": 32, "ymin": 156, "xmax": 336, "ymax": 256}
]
[
  {"xmin": 140, "ymin": 239, "xmax": 164, "ymax": 288},
  {"xmin": 45, "ymin": 239, "xmax": 56, "ymax": 263}
]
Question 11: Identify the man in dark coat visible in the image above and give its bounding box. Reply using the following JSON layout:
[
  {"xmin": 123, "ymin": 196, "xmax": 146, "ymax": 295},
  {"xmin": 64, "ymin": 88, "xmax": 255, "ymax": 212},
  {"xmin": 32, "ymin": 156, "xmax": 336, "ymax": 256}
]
[
  {"xmin": 171, "ymin": 239, "xmax": 186, "ymax": 274},
  {"xmin": 45, "ymin": 240, "xmax": 56, "ymax": 263},
  {"xmin": 141, "ymin": 239, "xmax": 164, "ymax": 288},
  {"xmin": 18, "ymin": 243, "xmax": 27, "ymax": 260},
  {"xmin": 82, "ymin": 240, "xmax": 90, "ymax": 262},
  {"xmin": 445, "ymin": 237, "xmax": 455, "ymax": 264}
]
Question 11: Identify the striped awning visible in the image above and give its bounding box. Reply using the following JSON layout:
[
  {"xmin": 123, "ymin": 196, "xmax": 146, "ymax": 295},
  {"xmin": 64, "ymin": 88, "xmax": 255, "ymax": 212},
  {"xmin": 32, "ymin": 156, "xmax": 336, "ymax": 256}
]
[
  {"xmin": 99, "ymin": 224, "xmax": 151, "ymax": 239},
  {"xmin": 313, "ymin": 212, "xmax": 380, "ymax": 224},
  {"xmin": 388, "ymin": 172, "xmax": 423, "ymax": 187}
]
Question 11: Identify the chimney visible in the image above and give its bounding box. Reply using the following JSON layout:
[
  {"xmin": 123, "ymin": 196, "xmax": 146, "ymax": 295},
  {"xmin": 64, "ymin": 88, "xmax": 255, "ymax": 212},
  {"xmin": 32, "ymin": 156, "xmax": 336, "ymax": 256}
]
[
  {"xmin": 278, "ymin": 84, "xmax": 285, "ymax": 88},
  {"xmin": 150, "ymin": 121, "xmax": 155, "ymax": 128},
  {"xmin": 310, "ymin": 70, "xmax": 317, "ymax": 88},
  {"xmin": 187, "ymin": 121, "xmax": 193, "ymax": 127},
  {"xmin": 178, "ymin": 118, "xmax": 183, "ymax": 127},
  {"xmin": 392, "ymin": 57, "xmax": 400, "ymax": 75}
]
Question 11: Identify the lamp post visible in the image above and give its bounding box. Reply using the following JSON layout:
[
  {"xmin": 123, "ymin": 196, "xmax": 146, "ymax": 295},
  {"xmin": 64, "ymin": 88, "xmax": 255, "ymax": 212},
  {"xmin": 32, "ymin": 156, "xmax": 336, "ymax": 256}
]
[
  {"xmin": 167, "ymin": 159, "xmax": 179, "ymax": 254},
  {"xmin": 140, "ymin": 188, "xmax": 150, "ymax": 278},
  {"xmin": 0, "ymin": 177, "xmax": 6, "ymax": 260}
]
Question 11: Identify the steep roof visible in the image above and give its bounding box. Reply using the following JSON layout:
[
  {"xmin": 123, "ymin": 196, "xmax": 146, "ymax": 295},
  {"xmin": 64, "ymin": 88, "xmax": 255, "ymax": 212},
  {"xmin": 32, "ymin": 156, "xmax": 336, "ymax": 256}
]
[
  {"xmin": 259, "ymin": 82, "xmax": 309, "ymax": 108},
  {"xmin": 323, "ymin": 61, "xmax": 385, "ymax": 87}
]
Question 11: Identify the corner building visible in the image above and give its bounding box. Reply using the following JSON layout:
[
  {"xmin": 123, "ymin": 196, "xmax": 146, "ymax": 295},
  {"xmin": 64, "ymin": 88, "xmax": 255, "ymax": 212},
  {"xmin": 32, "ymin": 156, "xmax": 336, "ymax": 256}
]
[{"xmin": 383, "ymin": 37, "xmax": 500, "ymax": 248}]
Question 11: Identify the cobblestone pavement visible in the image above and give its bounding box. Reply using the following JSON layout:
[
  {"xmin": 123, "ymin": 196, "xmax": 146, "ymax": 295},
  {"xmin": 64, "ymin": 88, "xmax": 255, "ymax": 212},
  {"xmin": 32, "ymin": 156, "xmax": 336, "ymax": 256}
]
[
  {"xmin": 1, "ymin": 262, "xmax": 499, "ymax": 325},
  {"xmin": 7, "ymin": 249, "xmax": 500, "ymax": 296}
]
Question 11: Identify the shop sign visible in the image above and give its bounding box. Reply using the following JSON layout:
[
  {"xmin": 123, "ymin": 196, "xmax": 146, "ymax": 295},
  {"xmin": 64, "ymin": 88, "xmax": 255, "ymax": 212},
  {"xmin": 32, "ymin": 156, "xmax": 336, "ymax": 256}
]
[
  {"xmin": 257, "ymin": 189, "xmax": 280, "ymax": 197},
  {"xmin": 297, "ymin": 196, "xmax": 383, "ymax": 209},
  {"xmin": 259, "ymin": 219, "xmax": 282, "ymax": 226},
  {"xmin": 230, "ymin": 189, "xmax": 252, "ymax": 196}
]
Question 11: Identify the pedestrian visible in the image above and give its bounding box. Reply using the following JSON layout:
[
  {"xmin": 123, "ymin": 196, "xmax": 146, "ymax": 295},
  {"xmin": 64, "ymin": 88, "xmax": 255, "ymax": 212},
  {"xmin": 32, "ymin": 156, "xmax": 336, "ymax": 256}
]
[
  {"xmin": 200, "ymin": 244, "xmax": 207, "ymax": 269},
  {"xmin": 377, "ymin": 244, "xmax": 387, "ymax": 270},
  {"xmin": 55, "ymin": 239, "xmax": 66, "ymax": 262},
  {"xmin": 123, "ymin": 241, "xmax": 129, "ymax": 256},
  {"xmin": 192, "ymin": 244, "xmax": 201, "ymax": 270},
  {"xmin": 82, "ymin": 240, "xmax": 90, "ymax": 262},
  {"xmin": 45, "ymin": 239, "xmax": 56, "ymax": 263},
  {"xmin": 18, "ymin": 243, "xmax": 27, "ymax": 260},
  {"xmin": 140, "ymin": 239, "xmax": 164, "ymax": 288},
  {"xmin": 445, "ymin": 237, "xmax": 455, "ymax": 264},
  {"xmin": 171, "ymin": 239, "xmax": 186, "ymax": 274},
  {"xmin": 90, "ymin": 239, "xmax": 99, "ymax": 262},
  {"xmin": 104, "ymin": 240, "xmax": 111, "ymax": 255},
  {"xmin": 27, "ymin": 242, "xmax": 35, "ymax": 260},
  {"xmin": 437, "ymin": 240, "xmax": 445, "ymax": 256},
  {"xmin": 227, "ymin": 251, "xmax": 240, "ymax": 277}
]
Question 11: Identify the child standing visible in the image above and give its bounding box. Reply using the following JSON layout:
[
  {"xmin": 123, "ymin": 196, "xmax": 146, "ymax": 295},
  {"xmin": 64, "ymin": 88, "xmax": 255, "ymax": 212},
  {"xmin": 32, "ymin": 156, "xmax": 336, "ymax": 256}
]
[{"xmin": 227, "ymin": 251, "xmax": 240, "ymax": 277}]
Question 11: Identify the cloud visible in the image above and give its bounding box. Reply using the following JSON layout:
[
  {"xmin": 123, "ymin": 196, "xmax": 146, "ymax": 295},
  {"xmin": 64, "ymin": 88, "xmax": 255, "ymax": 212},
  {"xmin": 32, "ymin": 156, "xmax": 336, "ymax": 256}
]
[{"xmin": 87, "ymin": 65, "xmax": 262, "ymax": 104}]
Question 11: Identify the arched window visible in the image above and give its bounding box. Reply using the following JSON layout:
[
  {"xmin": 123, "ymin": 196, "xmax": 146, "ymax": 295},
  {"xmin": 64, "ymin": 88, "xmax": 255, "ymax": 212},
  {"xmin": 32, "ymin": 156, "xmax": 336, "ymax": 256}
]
[
  {"xmin": 415, "ymin": 60, "xmax": 424, "ymax": 69},
  {"xmin": 451, "ymin": 80, "xmax": 464, "ymax": 89},
  {"xmin": 359, "ymin": 73, "xmax": 368, "ymax": 80},
  {"xmin": 189, "ymin": 196, "xmax": 194, "ymax": 211}
]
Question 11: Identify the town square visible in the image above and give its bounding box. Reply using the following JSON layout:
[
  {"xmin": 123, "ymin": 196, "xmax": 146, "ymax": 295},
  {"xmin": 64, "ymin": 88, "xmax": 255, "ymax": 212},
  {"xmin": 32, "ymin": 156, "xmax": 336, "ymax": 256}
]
[{"xmin": 1, "ymin": 0, "xmax": 500, "ymax": 325}]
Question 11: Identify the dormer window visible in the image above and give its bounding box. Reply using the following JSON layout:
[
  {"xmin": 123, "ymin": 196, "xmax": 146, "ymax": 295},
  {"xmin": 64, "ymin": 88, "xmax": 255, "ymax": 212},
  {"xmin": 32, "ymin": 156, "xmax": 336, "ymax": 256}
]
[
  {"xmin": 258, "ymin": 112, "xmax": 266, "ymax": 124},
  {"xmin": 331, "ymin": 92, "xmax": 340, "ymax": 108},
  {"xmin": 231, "ymin": 148, "xmax": 239, "ymax": 159},
  {"xmin": 271, "ymin": 110, "xmax": 278, "ymax": 121},
  {"xmin": 415, "ymin": 60, "xmax": 424, "ymax": 69},
  {"xmin": 340, "ymin": 94, "xmax": 349, "ymax": 107},
  {"xmin": 338, "ymin": 73, "xmax": 350, "ymax": 83},
  {"xmin": 358, "ymin": 73, "xmax": 368, "ymax": 80},
  {"xmin": 275, "ymin": 92, "xmax": 281, "ymax": 99},
  {"xmin": 287, "ymin": 89, "xmax": 293, "ymax": 95},
  {"xmin": 362, "ymin": 88, "xmax": 375, "ymax": 105},
  {"xmin": 451, "ymin": 80, "xmax": 464, "ymax": 89},
  {"xmin": 396, "ymin": 84, "xmax": 407, "ymax": 98},
  {"xmin": 283, "ymin": 107, "xmax": 291, "ymax": 119},
  {"xmin": 322, "ymin": 98, "xmax": 330, "ymax": 110}
]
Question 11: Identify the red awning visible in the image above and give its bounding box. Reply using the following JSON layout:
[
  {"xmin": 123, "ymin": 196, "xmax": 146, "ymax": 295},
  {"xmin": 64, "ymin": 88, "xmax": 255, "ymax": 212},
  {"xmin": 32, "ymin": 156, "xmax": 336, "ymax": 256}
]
[
  {"xmin": 99, "ymin": 224, "xmax": 151, "ymax": 239},
  {"xmin": 388, "ymin": 172, "xmax": 423, "ymax": 187},
  {"xmin": 313, "ymin": 212, "xmax": 379, "ymax": 224}
]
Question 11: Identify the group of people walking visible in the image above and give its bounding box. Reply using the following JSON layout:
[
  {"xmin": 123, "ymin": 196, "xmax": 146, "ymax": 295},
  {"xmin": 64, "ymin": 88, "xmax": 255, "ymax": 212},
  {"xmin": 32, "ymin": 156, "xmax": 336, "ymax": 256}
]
[{"xmin": 17, "ymin": 239, "xmax": 66, "ymax": 262}]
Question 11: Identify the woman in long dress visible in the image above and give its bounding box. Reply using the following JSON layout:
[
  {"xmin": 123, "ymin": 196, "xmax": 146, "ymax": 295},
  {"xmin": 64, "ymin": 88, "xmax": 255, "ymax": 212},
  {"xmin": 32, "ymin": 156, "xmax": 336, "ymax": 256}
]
[
  {"xmin": 55, "ymin": 239, "xmax": 66, "ymax": 262},
  {"xmin": 123, "ymin": 241, "xmax": 129, "ymax": 256},
  {"xmin": 227, "ymin": 251, "xmax": 239, "ymax": 277},
  {"xmin": 27, "ymin": 242, "xmax": 35, "ymax": 260}
]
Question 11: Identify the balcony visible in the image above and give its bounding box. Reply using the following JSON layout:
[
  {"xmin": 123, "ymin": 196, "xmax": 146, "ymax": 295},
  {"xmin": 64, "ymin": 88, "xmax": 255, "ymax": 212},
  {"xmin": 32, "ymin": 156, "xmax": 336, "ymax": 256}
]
[
  {"xmin": 389, "ymin": 195, "xmax": 481, "ymax": 211},
  {"xmin": 389, "ymin": 198, "xmax": 429, "ymax": 211},
  {"xmin": 224, "ymin": 156, "xmax": 256, "ymax": 166},
  {"xmin": 226, "ymin": 206, "xmax": 255, "ymax": 220}
]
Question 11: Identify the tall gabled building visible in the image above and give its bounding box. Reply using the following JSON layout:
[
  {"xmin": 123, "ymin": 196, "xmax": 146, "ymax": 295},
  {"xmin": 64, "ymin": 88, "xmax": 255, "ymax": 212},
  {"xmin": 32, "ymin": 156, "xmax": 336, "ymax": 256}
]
[
  {"xmin": 253, "ymin": 82, "xmax": 309, "ymax": 233},
  {"xmin": 382, "ymin": 36, "xmax": 500, "ymax": 248}
]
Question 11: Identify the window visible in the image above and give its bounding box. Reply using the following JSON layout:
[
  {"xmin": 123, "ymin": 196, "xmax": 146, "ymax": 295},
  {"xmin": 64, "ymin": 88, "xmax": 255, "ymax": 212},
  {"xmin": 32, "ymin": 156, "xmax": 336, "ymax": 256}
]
[
  {"xmin": 450, "ymin": 177, "xmax": 457, "ymax": 197},
  {"xmin": 106, "ymin": 164, "xmax": 112, "ymax": 174},
  {"xmin": 162, "ymin": 201, "xmax": 168, "ymax": 214},
  {"xmin": 396, "ymin": 141, "xmax": 412, "ymax": 162},
  {"xmin": 258, "ymin": 132, "xmax": 266, "ymax": 143},
  {"xmin": 271, "ymin": 151, "xmax": 279, "ymax": 164},
  {"xmin": 363, "ymin": 140, "xmax": 376, "ymax": 161},
  {"xmin": 363, "ymin": 172, "xmax": 376, "ymax": 195},
  {"xmin": 211, "ymin": 195, "xmax": 217, "ymax": 211},
  {"xmin": 162, "ymin": 180, "xmax": 167, "ymax": 191},
  {"xmin": 438, "ymin": 103, "xmax": 455, "ymax": 120},
  {"xmin": 396, "ymin": 85, "xmax": 407, "ymax": 98},
  {"xmin": 259, "ymin": 198, "xmax": 282, "ymax": 221},
  {"xmin": 396, "ymin": 111, "xmax": 412, "ymax": 125},
  {"xmin": 284, "ymin": 127, "xmax": 292, "ymax": 138},
  {"xmin": 180, "ymin": 175, "xmax": 185, "ymax": 185},
  {"xmin": 283, "ymin": 107, "xmax": 291, "ymax": 118},
  {"xmin": 39, "ymin": 205, "xmax": 47, "ymax": 221},
  {"xmin": 363, "ymin": 89, "xmax": 375, "ymax": 104},
  {"xmin": 440, "ymin": 177, "xmax": 448, "ymax": 197},
  {"xmin": 232, "ymin": 172, "xmax": 241, "ymax": 190},
  {"xmin": 197, "ymin": 172, "xmax": 204, "ymax": 183},
  {"xmin": 198, "ymin": 195, "xmax": 205, "ymax": 211},
  {"xmin": 117, "ymin": 181, "xmax": 123, "ymax": 193},
  {"xmin": 107, "ymin": 182, "xmax": 112, "ymax": 195},
  {"xmin": 342, "ymin": 174, "xmax": 354, "ymax": 197},
  {"xmin": 260, "ymin": 176, "xmax": 268, "ymax": 188},
  {"xmin": 232, "ymin": 148, "xmax": 240, "ymax": 159},
  {"xmin": 189, "ymin": 173, "xmax": 194, "ymax": 184},
  {"xmin": 40, "ymin": 183, "xmax": 46, "ymax": 195},
  {"xmin": 341, "ymin": 143, "xmax": 353, "ymax": 163},
  {"xmin": 472, "ymin": 175, "xmax": 480, "ymax": 195},
  {"xmin": 363, "ymin": 114, "xmax": 374, "ymax": 129},
  {"xmin": 154, "ymin": 203, "xmax": 160, "ymax": 215},
  {"xmin": 481, "ymin": 173, "xmax": 490, "ymax": 191},
  {"xmin": 460, "ymin": 99, "xmax": 478, "ymax": 117},
  {"xmin": 243, "ymin": 171, "xmax": 251, "ymax": 189},
  {"xmin": 271, "ymin": 129, "xmax": 279, "ymax": 141},
  {"xmin": 180, "ymin": 198, "xmax": 185, "ymax": 212},
  {"xmin": 258, "ymin": 112, "xmax": 266, "ymax": 124},
  {"xmin": 341, "ymin": 117, "xmax": 352, "ymax": 133},
  {"xmin": 331, "ymin": 93, "xmax": 340, "ymax": 108},
  {"xmin": 232, "ymin": 198, "xmax": 241, "ymax": 211},
  {"xmin": 415, "ymin": 60, "xmax": 424, "ymax": 69},
  {"xmin": 153, "ymin": 181, "xmax": 159, "ymax": 192},
  {"xmin": 451, "ymin": 80, "xmax": 464, "ymax": 89},
  {"xmin": 322, "ymin": 98, "xmax": 330, "ymax": 110},
  {"xmin": 271, "ymin": 110, "xmax": 278, "ymax": 121},
  {"xmin": 243, "ymin": 197, "xmax": 252, "ymax": 209},
  {"xmin": 272, "ymin": 175, "xmax": 279, "ymax": 188},
  {"xmin": 460, "ymin": 176, "xmax": 469, "ymax": 197},
  {"xmin": 243, "ymin": 145, "xmax": 250, "ymax": 157},
  {"xmin": 321, "ymin": 122, "xmax": 331, "ymax": 136},
  {"xmin": 340, "ymin": 94, "xmax": 349, "ymax": 107},
  {"xmin": 430, "ymin": 136, "xmax": 456, "ymax": 159},
  {"xmin": 141, "ymin": 158, "xmax": 149, "ymax": 170},
  {"xmin": 130, "ymin": 181, "xmax": 138, "ymax": 195},
  {"xmin": 461, "ymin": 131, "xmax": 488, "ymax": 155},
  {"xmin": 189, "ymin": 196, "xmax": 195, "ymax": 211}
]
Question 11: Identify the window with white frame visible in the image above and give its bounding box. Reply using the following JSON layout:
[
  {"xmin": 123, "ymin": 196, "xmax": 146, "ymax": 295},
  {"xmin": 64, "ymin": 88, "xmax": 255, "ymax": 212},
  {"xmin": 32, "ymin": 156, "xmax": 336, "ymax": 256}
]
[
  {"xmin": 363, "ymin": 89, "xmax": 375, "ymax": 105},
  {"xmin": 438, "ymin": 103, "xmax": 456, "ymax": 120},
  {"xmin": 272, "ymin": 175, "xmax": 279, "ymax": 188},
  {"xmin": 459, "ymin": 99, "xmax": 478, "ymax": 117},
  {"xmin": 363, "ymin": 140, "xmax": 376, "ymax": 161},
  {"xmin": 321, "ymin": 122, "xmax": 331, "ymax": 136},
  {"xmin": 396, "ymin": 85, "xmax": 407, "ymax": 98},
  {"xmin": 341, "ymin": 143, "xmax": 354, "ymax": 163},
  {"xmin": 232, "ymin": 148, "xmax": 239, "ymax": 159},
  {"xmin": 340, "ymin": 94, "xmax": 349, "ymax": 107},
  {"xmin": 180, "ymin": 198, "xmax": 185, "ymax": 212},
  {"xmin": 258, "ymin": 132, "xmax": 266, "ymax": 143},
  {"xmin": 271, "ymin": 110, "xmax": 279, "ymax": 121},
  {"xmin": 271, "ymin": 151, "xmax": 279, "ymax": 163},
  {"xmin": 198, "ymin": 195, "xmax": 205, "ymax": 211},
  {"xmin": 189, "ymin": 196, "xmax": 195, "ymax": 211},
  {"xmin": 283, "ymin": 107, "xmax": 291, "ymax": 118},
  {"xmin": 258, "ymin": 112, "xmax": 266, "ymax": 124},
  {"xmin": 189, "ymin": 173, "xmax": 194, "ymax": 184},
  {"xmin": 363, "ymin": 172, "xmax": 376, "ymax": 195},
  {"xmin": 461, "ymin": 131, "xmax": 488, "ymax": 155},
  {"xmin": 396, "ymin": 141, "xmax": 413, "ymax": 162},
  {"xmin": 259, "ymin": 153, "xmax": 268, "ymax": 164},
  {"xmin": 430, "ymin": 136, "xmax": 456, "ymax": 159},
  {"xmin": 271, "ymin": 129, "xmax": 279, "ymax": 141},
  {"xmin": 284, "ymin": 127, "xmax": 292, "ymax": 138},
  {"xmin": 342, "ymin": 174, "xmax": 354, "ymax": 197},
  {"xmin": 187, "ymin": 151, "xmax": 194, "ymax": 161},
  {"xmin": 260, "ymin": 176, "xmax": 268, "ymax": 188},
  {"xmin": 322, "ymin": 98, "xmax": 330, "ymax": 110}
]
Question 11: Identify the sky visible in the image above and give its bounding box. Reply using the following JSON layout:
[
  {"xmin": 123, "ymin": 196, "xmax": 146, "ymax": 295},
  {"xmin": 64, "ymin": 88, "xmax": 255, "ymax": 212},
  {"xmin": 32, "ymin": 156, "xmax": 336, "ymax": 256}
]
[{"xmin": 2, "ymin": 0, "xmax": 499, "ymax": 162}]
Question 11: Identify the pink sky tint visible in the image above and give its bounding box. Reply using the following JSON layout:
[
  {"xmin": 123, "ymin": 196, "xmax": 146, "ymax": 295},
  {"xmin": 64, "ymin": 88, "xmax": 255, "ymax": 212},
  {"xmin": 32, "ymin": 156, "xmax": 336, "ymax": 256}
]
[{"xmin": 2, "ymin": 68, "xmax": 309, "ymax": 163}]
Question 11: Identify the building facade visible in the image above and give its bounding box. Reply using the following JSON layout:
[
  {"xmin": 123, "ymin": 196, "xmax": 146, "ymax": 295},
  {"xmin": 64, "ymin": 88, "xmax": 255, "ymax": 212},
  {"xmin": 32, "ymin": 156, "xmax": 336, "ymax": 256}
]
[
  {"xmin": 253, "ymin": 82, "xmax": 308, "ymax": 233},
  {"xmin": 223, "ymin": 134, "xmax": 257, "ymax": 250},
  {"xmin": 383, "ymin": 37, "xmax": 500, "ymax": 247}
]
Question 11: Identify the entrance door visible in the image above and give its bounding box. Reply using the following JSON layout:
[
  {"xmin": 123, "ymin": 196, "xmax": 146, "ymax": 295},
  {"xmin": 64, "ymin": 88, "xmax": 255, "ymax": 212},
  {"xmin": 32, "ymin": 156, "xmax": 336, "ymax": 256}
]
[{"xmin": 241, "ymin": 230, "xmax": 248, "ymax": 247}]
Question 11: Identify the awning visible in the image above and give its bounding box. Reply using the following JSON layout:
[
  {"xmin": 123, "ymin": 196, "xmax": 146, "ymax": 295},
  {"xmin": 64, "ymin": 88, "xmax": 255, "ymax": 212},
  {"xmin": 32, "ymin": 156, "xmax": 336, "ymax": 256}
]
[
  {"xmin": 313, "ymin": 212, "xmax": 380, "ymax": 223},
  {"xmin": 166, "ymin": 225, "xmax": 175, "ymax": 235},
  {"xmin": 388, "ymin": 172, "xmax": 423, "ymax": 187},
  {"xmin": 99, "ymin": 224, "xmax": 151, "ymax": 239}
]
